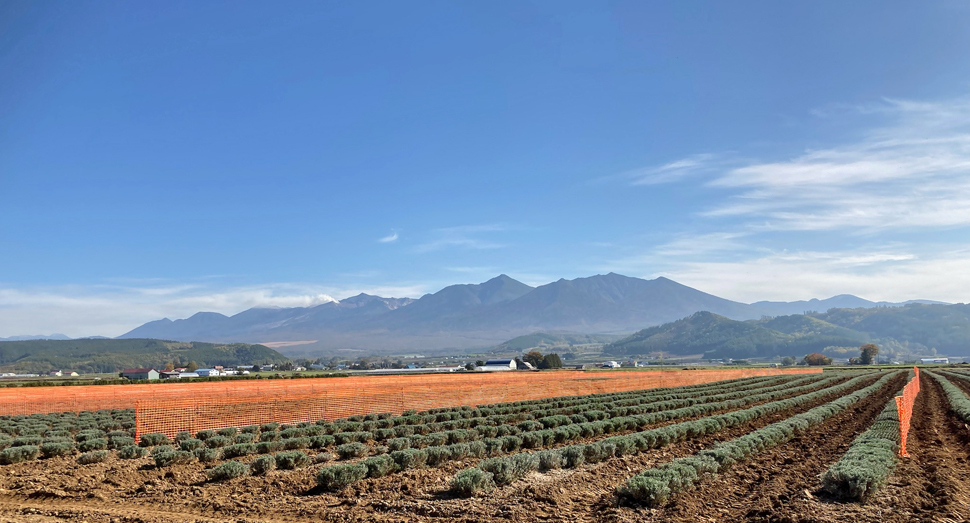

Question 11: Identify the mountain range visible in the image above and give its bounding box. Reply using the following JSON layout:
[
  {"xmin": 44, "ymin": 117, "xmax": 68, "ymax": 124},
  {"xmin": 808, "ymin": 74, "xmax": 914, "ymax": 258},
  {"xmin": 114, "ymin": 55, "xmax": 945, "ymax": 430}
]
[
  {"xmin": 114, "ymin": 273, "xmax": 942, "ymax": 355},
  {"xmin": 604, "ymin": 302, "xmax": 970, "ymax": 360}
]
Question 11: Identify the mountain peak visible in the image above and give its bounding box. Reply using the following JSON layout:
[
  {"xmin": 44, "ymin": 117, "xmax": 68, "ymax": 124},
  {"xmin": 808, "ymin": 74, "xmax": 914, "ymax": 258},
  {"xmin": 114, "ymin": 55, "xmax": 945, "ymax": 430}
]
[
  {"xmin": 338, "ymin": 293, "xmax": 414, "ymax": 310},
  {"xmin": 480, "ymin": 274, "xmax": 527, "ymax": 287},
  {"xmin": 340, "ymin": 293, "xmax": 377, "ymax": 303},
  {"xmin": 476, "ymin": 275, "xmax": 533, "ymax": 303},
  {"xmin": 188, "ymin": 312, "xmax": 229, "ymax": 321}
]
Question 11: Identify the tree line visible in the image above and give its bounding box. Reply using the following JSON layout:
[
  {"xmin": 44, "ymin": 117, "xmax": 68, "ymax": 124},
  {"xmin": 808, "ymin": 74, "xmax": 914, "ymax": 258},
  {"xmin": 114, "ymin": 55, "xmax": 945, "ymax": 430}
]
[{"xmin": 802, "ymin": 343, "xmax": 879, "ymax": 366}]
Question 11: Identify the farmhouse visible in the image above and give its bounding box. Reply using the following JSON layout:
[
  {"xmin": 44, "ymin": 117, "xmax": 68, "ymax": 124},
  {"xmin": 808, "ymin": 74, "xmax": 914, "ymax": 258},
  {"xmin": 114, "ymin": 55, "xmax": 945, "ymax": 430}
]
[
  {"xmin": 121, "ymin": 368, "xmax": 159, "ymax": 380},
  {"xmin": 367, "ymin": 366, "xmax": 462, "ymax": 375},
  {"xmin": 920, "ymin": 358, "xmax": 949, "ymax": 364},
  {"xmin": 479, "ymin": 359, "xmax": 516, "ymax": 372},
  {"xmin": 195, "ymin": 368, "xmax": 221, "ymax": 377}
]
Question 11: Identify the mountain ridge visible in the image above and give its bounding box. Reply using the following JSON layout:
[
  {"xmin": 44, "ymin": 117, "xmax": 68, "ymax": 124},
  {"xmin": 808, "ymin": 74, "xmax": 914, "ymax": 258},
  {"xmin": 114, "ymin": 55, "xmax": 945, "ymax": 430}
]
[
  {"xmin": 116, "ymin": 273, "xmax": 949, "ymax": 355},
  {"xmin": 604, "ymin": 302, "xmax": 970, "ymax": 360}
]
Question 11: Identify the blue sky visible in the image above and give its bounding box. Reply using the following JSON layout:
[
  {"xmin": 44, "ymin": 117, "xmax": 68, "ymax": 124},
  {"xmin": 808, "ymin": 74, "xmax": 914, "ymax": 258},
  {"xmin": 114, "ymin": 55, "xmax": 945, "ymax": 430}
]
[{"xmin": 3, "ymin": 1, "xmax": 970, "ymax": 336}]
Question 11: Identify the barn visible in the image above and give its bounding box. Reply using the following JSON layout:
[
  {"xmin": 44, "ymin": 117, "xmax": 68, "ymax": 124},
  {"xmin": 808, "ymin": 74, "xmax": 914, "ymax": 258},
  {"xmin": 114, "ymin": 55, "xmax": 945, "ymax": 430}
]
[
  {"xmin": 479, "ymin": 359, "xmax": 517, "ymax": 372},
  {"xmin": 121, "ymin": 368, "xmax": 159, "ymax": 380}
]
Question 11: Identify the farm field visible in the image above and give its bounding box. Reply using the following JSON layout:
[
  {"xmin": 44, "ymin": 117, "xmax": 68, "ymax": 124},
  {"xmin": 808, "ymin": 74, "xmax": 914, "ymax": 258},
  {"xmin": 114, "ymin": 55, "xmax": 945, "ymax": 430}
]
[{"xmin": 0, "ymin": 369, "xmax": 966, "ymax": 522}]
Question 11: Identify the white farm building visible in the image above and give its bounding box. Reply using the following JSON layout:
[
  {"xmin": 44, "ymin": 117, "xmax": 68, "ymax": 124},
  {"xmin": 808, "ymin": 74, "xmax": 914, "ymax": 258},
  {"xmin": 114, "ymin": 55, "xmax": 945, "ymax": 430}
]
[{"xmin": 479, "ymin": 359, "xmax": 517, "ymax": 372}]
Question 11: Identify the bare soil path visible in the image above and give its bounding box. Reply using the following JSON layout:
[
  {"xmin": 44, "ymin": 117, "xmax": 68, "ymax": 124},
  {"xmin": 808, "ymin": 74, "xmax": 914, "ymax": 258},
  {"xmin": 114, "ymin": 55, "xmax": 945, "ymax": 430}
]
[
  {"xmin": 596, "ymin": 370, "xmax": 970, "ymax": 523},
  {"xmin": 600, "ymin": 371, "xmax": 906, "ymax": 523}
]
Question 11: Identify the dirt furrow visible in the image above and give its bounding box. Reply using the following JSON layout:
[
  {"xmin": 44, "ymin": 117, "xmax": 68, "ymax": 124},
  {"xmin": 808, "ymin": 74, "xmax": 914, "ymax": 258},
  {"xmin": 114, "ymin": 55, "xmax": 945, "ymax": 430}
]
[
  {"xmin": 877, "ymin": 373, "xmax": 970, "ymax": 522},
  {"xmin": 0, "ymin": 373, "xmax": 911, "ymax": 523},
  {"xmin": 600, "ymin": 372, "xmax": 906, "ymax": 523},
  {"xmin": 0, "ymin": 495, "xmax": 296, "ymax": 523},
  {"xmin": 350, "ymin": 373, "xmax": 881, "ymax": 523}
]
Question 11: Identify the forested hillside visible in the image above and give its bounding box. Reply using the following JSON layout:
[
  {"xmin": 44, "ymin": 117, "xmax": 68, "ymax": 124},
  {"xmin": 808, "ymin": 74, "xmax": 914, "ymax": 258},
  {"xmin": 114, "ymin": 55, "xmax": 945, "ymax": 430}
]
[
  {"xmin": 494, "ymin": 332, "xmax": 622, "ymax": 351},
  {"xmin": 604, "ymin": 303, "xmax": 970, "ymax": 360},
  {"xmin": 0, "ymin": 339, "xmax": 289, "ymax": 374},
  {"xmin": 811, "ymin": 304, "xmax": 970, "ymax": 353},
  {"xmin": 603, "ymin": 312, "xmax": 798, "ymax": 358}
]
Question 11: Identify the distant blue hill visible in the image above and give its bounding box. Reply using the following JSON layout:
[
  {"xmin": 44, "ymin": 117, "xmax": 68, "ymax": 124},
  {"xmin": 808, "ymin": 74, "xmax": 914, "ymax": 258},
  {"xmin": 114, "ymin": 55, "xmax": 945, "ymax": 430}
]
[
  {"xmin": 0, "ymin": 334, "xmax": 72, "ymax": 342},
  {"xmin": 750, "ymin": 295, "xmax": 946, "ymax": 316}
]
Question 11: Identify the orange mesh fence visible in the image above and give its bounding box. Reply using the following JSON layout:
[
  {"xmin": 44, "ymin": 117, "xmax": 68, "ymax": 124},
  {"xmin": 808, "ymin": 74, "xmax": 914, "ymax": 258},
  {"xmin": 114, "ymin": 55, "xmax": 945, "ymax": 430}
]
[
  {"xmin": 895, "ymin": 367, "xmax": 920, "ymax": 457},
  {"xmin": 130, "ymin": 368, "xmax": 820, "ymax": 438},
  {"xmin": 0, "ymin": 368, "xmax": 821, "ymax": 437}
]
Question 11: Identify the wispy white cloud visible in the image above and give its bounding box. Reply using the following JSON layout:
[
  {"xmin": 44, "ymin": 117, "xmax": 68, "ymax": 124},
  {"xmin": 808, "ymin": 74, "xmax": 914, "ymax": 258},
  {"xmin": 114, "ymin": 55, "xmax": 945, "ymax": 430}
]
[
  {"xmin": 0, "ymin": 281, "xmax": 431, "ymax": 339},
  {"xmin": 652, "ymin": 232, "xmax": 750, "ymax": 257},
  {"xmin": 621, "ymin": 154, "xmax": 720, "ymax": 185},
  {"xmin": 652, "ymin": 248, "xmax": 968, "ymax": 303},
  {"xmin": 601, "ymin": 237, "xmax": 966, "ymax": 302},
  {"xmin": 378, "ymin": 232, "xmax": 399, "ymax": 243},
  {"xmin": 445, "ymin": 266, "xmax": 496, "ymax": 274},
  {"xmin": 435, "ymin": 224, "xmax": 508, "ymax": 234},
  {"xmin": 702, "ymin": 97, "xmax": 970, "ymax": 231},
  {"xmin": 416, "ymin": 239, "xmax": 506, "ymax": 251},
  {"xmin": 415, "ymin": 224, "xmax": 510, "ymax": 252},
  {"xmin": 596, "ymin": 95, "xmax": 970, "ymax": 302}
]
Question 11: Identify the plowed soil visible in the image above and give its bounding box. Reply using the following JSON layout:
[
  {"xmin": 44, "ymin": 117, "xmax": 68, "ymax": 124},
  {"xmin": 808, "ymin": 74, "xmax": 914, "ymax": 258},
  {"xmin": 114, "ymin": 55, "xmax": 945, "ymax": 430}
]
[
  {"xmin": 611, "ymin": 371, "xmax": 970, "ymax": 523},
  {"xmin": 3, "ymin": 372, "xmax": 967, "ymax": 523}
]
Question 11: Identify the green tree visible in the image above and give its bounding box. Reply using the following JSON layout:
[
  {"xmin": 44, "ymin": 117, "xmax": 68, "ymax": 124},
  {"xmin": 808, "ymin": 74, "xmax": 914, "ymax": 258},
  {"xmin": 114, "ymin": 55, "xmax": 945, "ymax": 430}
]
[
  {"xmin": 186, "ymin": 361, "xmax": 199, "ymax": 372},
  {"xmin": 475, "ymin": 360, "xmax": 485, "ymax": 367},
  {"xmin": 465, "ymin": 362, "xmax": 476, "ymax": 371},
  {"xmin": 523, "ymin": 351, "xmax": 544, "ymax": 368},
  {"xmin": 802, "ymin": 353, "xmax": 832, "ymax": 366},
  {"xmin": 538, "ymin": 353, "xmax": 563, "ymax": 369},
  {"xmin": 780, "ymin": 356, "xmax": 796, "ymax": 366},
  {"xmin": 860, "ymin": 343, "xmax": 879, "ymax": 365}
]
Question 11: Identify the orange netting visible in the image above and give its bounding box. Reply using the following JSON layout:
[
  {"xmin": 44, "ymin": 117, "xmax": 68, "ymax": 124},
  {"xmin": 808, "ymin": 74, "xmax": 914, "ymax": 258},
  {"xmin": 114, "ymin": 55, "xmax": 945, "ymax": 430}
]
[
  {"xmin": 0, "ymin": 368, "xmax": 821, "ymax": 437},
  {"xmin": 895, "ymin": 367, "xmax": 920, "ymax": 457},
  {"xmin": 130, "ymin": 368, "xmax": 818, "ymax": 438}
]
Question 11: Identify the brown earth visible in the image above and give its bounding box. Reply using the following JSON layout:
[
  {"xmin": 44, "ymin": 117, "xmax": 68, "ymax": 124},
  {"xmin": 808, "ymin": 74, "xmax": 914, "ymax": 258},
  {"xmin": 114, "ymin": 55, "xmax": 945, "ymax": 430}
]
[
  {"xmin": 604, "ymin": 370, "xmax": 970, "ymax": 523},
  {"xmin": 3, "ymin": 372, "xmax": 967, "ymax": 523}
]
